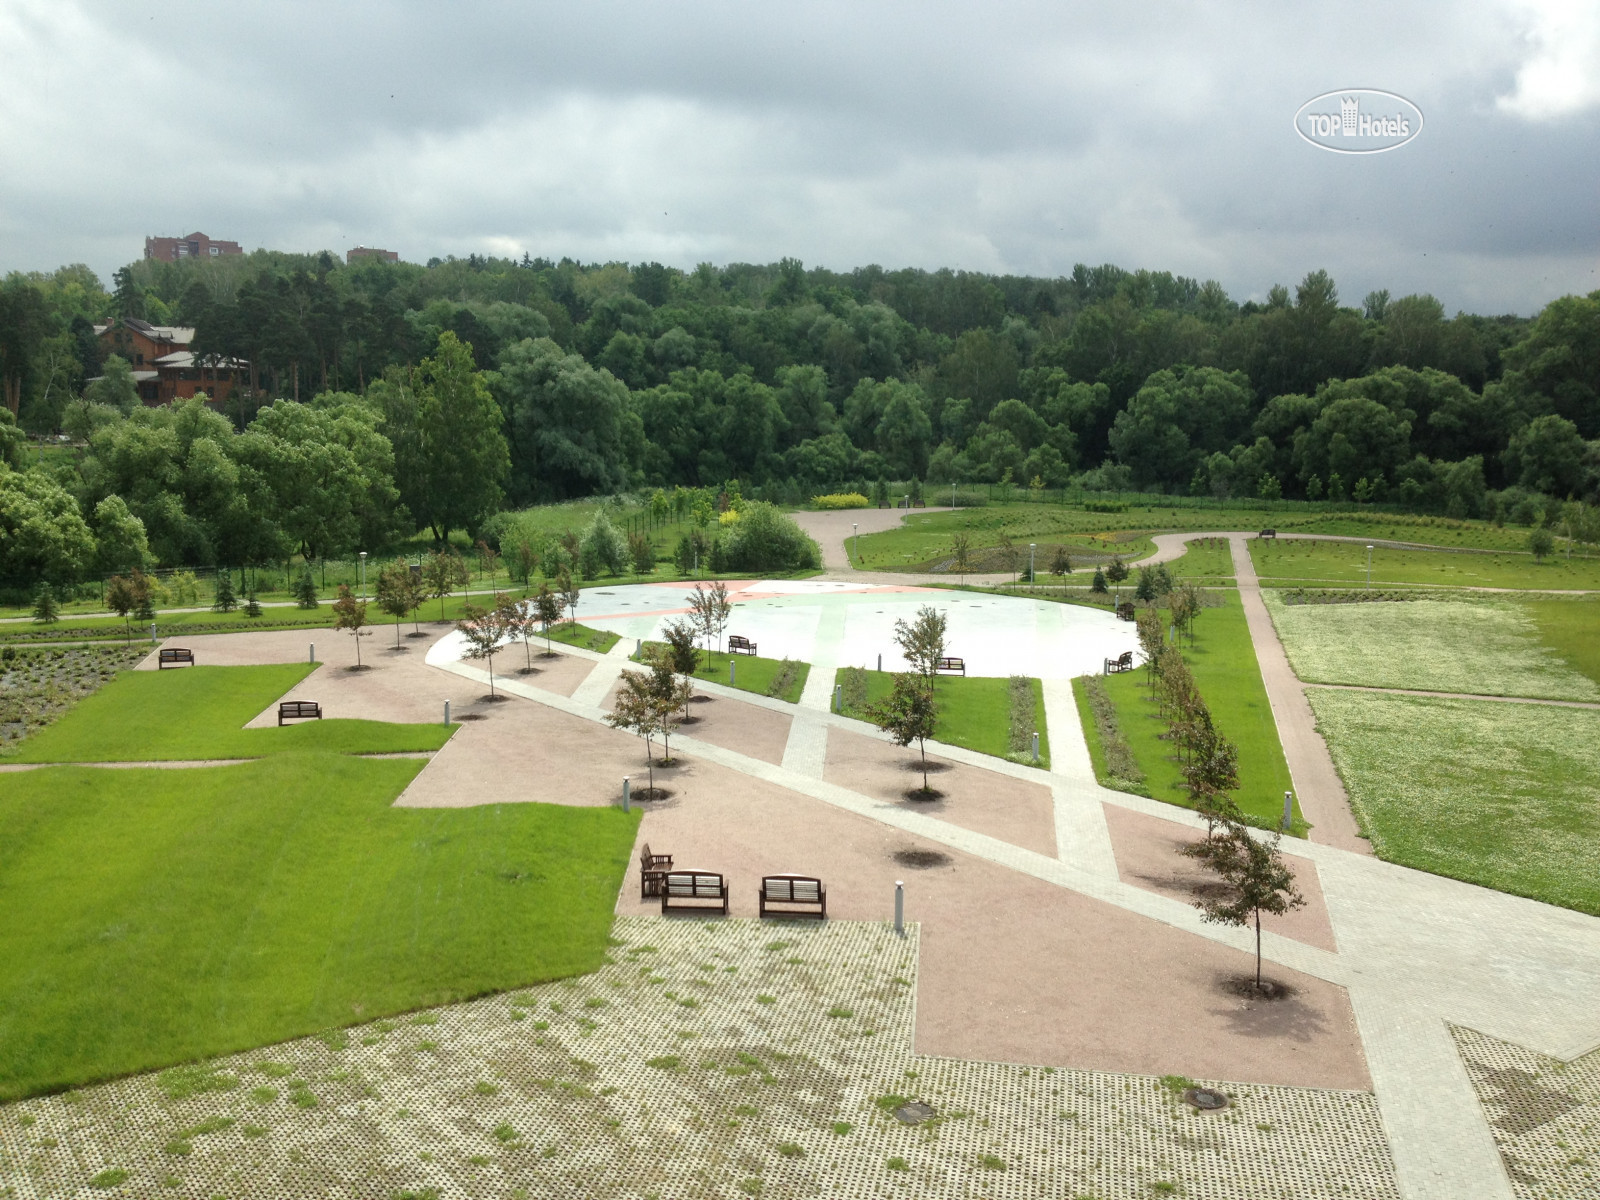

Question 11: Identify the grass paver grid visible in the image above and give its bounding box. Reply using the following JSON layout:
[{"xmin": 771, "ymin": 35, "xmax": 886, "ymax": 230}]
[
  {"xmin": 1453, "ymin": 1026, "xmax": 1600, "ymax": 1200},
  {"xmin": 0, "ymin": 916, "xmax": 1399, "ymax": 1199}
]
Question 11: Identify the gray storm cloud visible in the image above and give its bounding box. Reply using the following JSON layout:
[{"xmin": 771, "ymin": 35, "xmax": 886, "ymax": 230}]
[{"xmin": 0, "ymin": 0, "xmax": 1595, "ymax": 313}]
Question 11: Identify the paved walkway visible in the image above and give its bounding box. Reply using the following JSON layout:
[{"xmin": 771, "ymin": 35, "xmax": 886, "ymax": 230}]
[{"xmin": 424, "ymin": 606, "xmax": 1600, "ymax": 1200}]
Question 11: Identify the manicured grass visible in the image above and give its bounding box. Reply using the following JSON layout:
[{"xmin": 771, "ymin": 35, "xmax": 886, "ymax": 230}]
[
  {"xmin": 1262, "ymin": 593, "xmax": 1600, "ymax": 702},
  {"xmin": 1308, "ymin": 690, "xmax": 1600, "ymax": 913},
  {"xmin": 0, "ymin": 752, "xmax": 640, "ymax": 1099},
  {"xmin": 1090, "ymin": 595, "xmax": 1297, "ymax": 828},
  {"xmin": 1162, "ymin": 536, "xmax": 1235, "ymax": 582},
  {"xmin": 648, "ymin": 646, "xmax": 810, "ymax": 704},
  {"xmin": 843, "ymin": 672, "xmax": 1050, "ymax": 767},
  {"xmin": 6, "ymin": 665, "xmax": 455, "ymax": 763},
  {"xmin": 1525, "ymin": 599, "xmax": 1600, "ymax": 687},
  {"xmin": 545, "ymin": 621, "xmax": 622, "ymax": 654},
  {"xmin": 1251, "ymin": 538, "xmax": 1600, "ymax": 590}
]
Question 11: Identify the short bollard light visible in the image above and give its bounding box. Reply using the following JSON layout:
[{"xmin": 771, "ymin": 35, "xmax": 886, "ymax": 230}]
[
  {"xmin": 150, "ymin": 622, "xmax": 158, "ymax": 644},
  {"xmin": 894, "ymin": 880, "xmax": 905, "ymax": 936},
  {"xmin": 1282, "ymin": 790, "xmax": 1294, "ymax": 832},
  {"xmin": 730, "ymin": 659, "xmax": 736, "ymax": 685},
  {"xmin": 635, "ymin": 638, "xmax": 641, "ymax": 660},
  {"xmin": 1032, "ymin": 731, "xmax": 1040, "ymax": 763},
  {"xmin": 443, "ymin": 699, "xmax": 451, "ymax": 726},
  {"xmin": 834, "ymin": 683, "xmax": 843, "ymax": 713},
  {"xmin": 622, "ymin": 776, "xmax": 631, "ymax": 813},
  {"xmin": 877, "ymin": 653, "xmax": 882, "ymax": 672},
  {"xmin": 309, "ymin": 642, "xmax": 316, "ymax": 664}
]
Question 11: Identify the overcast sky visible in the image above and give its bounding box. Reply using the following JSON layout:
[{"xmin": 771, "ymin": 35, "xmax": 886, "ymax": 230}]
[{"xmin": 1, "ymin": 0, "xmax": 1596, "ymax": 315}]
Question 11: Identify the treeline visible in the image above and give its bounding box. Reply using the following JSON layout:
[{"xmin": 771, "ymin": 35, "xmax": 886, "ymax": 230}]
[{"xmin": 1, "ymin": 251, "xmax": 1598, "ymax": 583}]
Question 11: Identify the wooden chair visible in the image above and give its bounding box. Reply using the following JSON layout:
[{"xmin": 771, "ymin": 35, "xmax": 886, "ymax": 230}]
[{"xmin": 639, "ymin": 844, "xmax": 673, "ymax": 899}]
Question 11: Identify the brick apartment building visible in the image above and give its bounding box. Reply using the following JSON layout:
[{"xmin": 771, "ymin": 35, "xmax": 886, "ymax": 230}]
[
  {"xmin": 347, "ymin": 246, "xmax": 399, "ymax": 263},
  {"xmin": 144, "ymin": 231, "xmax": 244, "ymax": 262},
  {"xmin": 93, "ymin": 318, "xmax": 246, "ymax": 407}
]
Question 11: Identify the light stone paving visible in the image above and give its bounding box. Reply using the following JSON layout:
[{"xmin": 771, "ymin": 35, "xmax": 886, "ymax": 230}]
[
  {"xmin": 0, "ymin": 918, "xmax": 1401, "ymax": 1200},
  {"xmin": 430, "ymin": 579, "xmax": 1600, "ymax": 1200}
]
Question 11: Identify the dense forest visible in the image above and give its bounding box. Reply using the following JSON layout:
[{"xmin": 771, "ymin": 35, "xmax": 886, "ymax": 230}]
[{"xmin": 0, "ymin": 249, "xmax": 1597, "ymax": 589}]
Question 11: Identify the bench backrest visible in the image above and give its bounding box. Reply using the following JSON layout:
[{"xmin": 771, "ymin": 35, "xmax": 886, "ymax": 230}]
[
  {"xmin": 280, "ymin": 701, "xmax": 319, "ymax": 713},
  {"xmin": 664, "ymin": 872, "xmax": 724, "ymax": 897},
  {"xmin": 159, "ymin": 648, "xmax": 191, "ymax": 660},
  {"xmin": 762, "ymin": 875, "xmax": 822, "ymax": 903},
  {"xmin": 729, "ymin": 635, "xmax": 751, "ymax": 647},
  {"xmin": 937, "ymin": 657, "xmax": 963, "ymax": 667},
  {"xmin": 1118, "ymin": 651, "xmax": 1133, "ymax": 666}
]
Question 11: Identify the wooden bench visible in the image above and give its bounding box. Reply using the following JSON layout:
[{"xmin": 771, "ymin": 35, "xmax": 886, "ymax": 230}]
[
  {"xmin": 935, "ymin": 656, "xmax": 965, "ymax": 676},
  {"xmin": 759, "ymin": 874, "xmax": 826, "ymax": 920},
  {"xmin": 660, "ymin": 870, "xmax": 729, "ymax": 915},
  {"xmin": 158, "ymin": 647, "xmax": 194, "ymax": 669},
  {"xmin": 639, "ymin": 843, "xmax": 673, "ymax": 899},
  {"xmin": 1104, "ymin": 650, "xmax": 1134, "ymax": 674},
  {"xmin": 1115, "ymin": 602, "xmax": 1136, "ymax": 622},
  {"xmin": 277, "ymin": 700, "xmax": 323, "ymax": 725},
  {"xmin": 727, "ymin": 635, "xmax": 758, "ymax": 656},
  {"xmin": 1259, "ymin": 528, "xmax": 1277, "ymax": 539}
]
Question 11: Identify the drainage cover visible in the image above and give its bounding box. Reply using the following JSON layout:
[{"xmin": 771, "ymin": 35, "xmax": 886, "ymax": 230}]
[
  {"xmin": 1184, "ymin": 1087, "xmax": 1229, "ymax": 1111},
  {"xmin": 893, "ymin": 1101, "xmax": 937, "ymax": 1125}
]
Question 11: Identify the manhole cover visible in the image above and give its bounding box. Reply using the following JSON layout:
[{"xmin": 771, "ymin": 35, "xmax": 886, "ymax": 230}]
[
  {"xmin": 1184, "ymin": 1087, "xmax": 1229, "ymax": 1111},
  {"xmin": 893, "ymin": 1101, "xmax": 937, "ymax": 1125}
]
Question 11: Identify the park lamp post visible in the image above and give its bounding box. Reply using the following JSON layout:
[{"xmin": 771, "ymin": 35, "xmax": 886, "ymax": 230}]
[
  {"xmin": 359, "ymin": 550, "xmax": 368, "ymax": 601},
  {"xmin": 1029, "ymin": 543, "xmax": 1036, "ymax": 584},
  {"xmin": 1366, "ymin": 544, "xmax": 1373, "ymax": 590},
  {"xmin": 853, "ymin": 522, "xmax": 859, "ymax": 566}
]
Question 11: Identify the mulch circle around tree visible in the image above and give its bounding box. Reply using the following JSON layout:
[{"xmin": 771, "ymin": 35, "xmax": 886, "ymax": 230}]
[
  {"xmin": 405, "ymin": 631, "xmax": 430, "ymax": 639},
  {"xmin": 631, "ymin": 787, "xmax": 675, "ymax": 803},
  {"xmin": 1221, "ymin": 975, "xmax": 1294, "ymax": 1002},
  {"xmin": 900, "ymin": 759, "xmax": 951, "ymax": 774},
  {"xmin": 479, "ymin": 694, "xmax": 511, "ymax": 703},
  {"xmin": 454, "ymin": 713, "xmax": 488, "ymax": 722},
  {"xmin": 516, "ymin": 666, "xmax": 541, "ymax": 675},
  {"xmin": 903, "ymin": 787, "xmax": 945, "ymax": 803},
  {"xmin": 892, "ymin": 849, "xmax": 952, "ymax": 870},
  {"xmin": 1183, "ymin": 1087, "xmax": 1230, "ymax": 1111},
  {"xmin": 342, "ymin": 664, "xmax": 372, "ymax": 672},
  {"xmin": 689, "ymin": 694, "xmax": 714, "ymax": 705}
]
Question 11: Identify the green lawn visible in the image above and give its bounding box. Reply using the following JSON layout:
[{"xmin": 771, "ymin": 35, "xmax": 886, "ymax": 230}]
[
  {"xmin": 647, "ymin": 646, "xmax": 810, "ymax": 704},
  {"xmin": 0, "ymin": 752, "xmax": 639, "ymax": 1099},
  {"xmin": 842, "ymin": 671, "xmax": 1050, "ymax": 767},
  {"xmin": 6, "ymin": 665, "xmax": 455, "ymax": 763},
  {"xmin": 1525, "ymin": 599, "xmax": 1600, "ymax": 686},
  {"xmin": 1308, "ymin": 690, "xmax": 1600, "ymax": 913},
  {"xmin": 1085, "ymin": 594, "xmax": 1297, "ymax": 828},
  {"xmin": 1251, "ymin": 538, "xmax": 1600, "ymax": 590},
  {"xmin": 1262, "ymin": 593, "xmax": 1600, "ymax": 702},
  {"xmin": 1162, "ymin": 536, "xmax": 1235, "ymax": 582},
  {"xmin": 545, "ymin": 621, "xmax": 622, "ymax": 654}
]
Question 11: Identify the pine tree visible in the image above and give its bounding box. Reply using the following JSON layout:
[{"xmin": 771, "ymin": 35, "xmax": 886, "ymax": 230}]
[
  {"xmin": 213, "ymin": 571, "xmax": 237, "ymax": 613},
  {"xmin": 244, "ymin": 590, "xmax": 263, "ymax": 618},
  {"xmin": 293, "ymin": 568, "xmax": 319, "ymax": 609},
  {"xmin": 31, "ymin": 583, "xmax": 59, "ymax": 625}
]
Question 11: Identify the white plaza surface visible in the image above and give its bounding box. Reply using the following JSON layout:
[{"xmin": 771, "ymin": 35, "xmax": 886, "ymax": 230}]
[{"xmin": 570, "ymin": 580, "xmax": 1136, "ymax": 680}]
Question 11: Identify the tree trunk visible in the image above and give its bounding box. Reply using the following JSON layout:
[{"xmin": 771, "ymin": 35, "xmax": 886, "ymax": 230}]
[{"xmin": 1254, "ymin": 910, "xmax": 1262, "ymax": 991}]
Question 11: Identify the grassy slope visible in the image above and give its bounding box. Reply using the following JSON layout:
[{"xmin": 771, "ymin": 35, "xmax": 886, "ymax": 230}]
[
  {"xmin": 1095, "ymin": 596, "xmax": 1296, "ymax": 827},
  {"xmin": 1261, "ymin": 594, "xmax": 1600, "ymax": 702},
  {"xmin": 1308, "ymin": 691, "xmax": 1600, "ymax": 914},
  {"xmin": 1250, "ymin": 538, "xmax": 1600, "ymax": 590},
  {"xmin": 7, "ymin": 665, "xmax": 454, "ymax": 763},
  {"xmin": 0, "ymin": 753, "xmax": 639, "ymax": 1099},
  {"xmin": 1526, "ymin": 599, "xmax": 1600, "ymax": 686},
  {"xmin": 845, "ymin": 672, "xmax": 1050, "ymax": 767}
]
